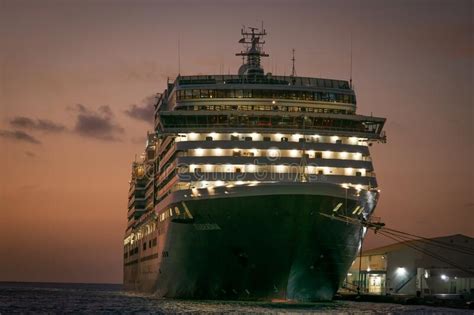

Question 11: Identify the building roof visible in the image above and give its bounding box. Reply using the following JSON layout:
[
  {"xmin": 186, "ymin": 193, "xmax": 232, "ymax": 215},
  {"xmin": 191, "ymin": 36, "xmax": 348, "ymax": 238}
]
[{"xmin": 362, "ymin": 234, "xmax": 474, "ymax": 256}]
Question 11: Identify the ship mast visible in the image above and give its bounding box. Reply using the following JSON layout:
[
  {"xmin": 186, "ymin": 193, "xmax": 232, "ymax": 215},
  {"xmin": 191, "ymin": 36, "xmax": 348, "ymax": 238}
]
[{"xmin": 236, "ymin": 26, "xmax": 269, "ymax": 77}]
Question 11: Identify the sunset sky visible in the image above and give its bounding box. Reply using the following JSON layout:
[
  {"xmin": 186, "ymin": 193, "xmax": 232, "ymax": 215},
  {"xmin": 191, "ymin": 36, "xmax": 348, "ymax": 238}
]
[{"xmin": 0, "ymin": 0, "xmax": 472, "ymax": 284}]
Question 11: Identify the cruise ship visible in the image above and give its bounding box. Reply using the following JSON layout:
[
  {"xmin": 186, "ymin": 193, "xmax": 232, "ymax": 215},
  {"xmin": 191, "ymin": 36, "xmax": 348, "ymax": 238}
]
[{"xmin": 123, "ymin": 27, "xmax": 386, "ymax": 301}]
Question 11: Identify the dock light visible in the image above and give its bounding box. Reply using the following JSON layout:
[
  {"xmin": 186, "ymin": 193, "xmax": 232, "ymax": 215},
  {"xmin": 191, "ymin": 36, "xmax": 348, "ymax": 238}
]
[
  {"xmin": 347, "ymin": 273, "xmax": 352, "ymax": 276},
  {"xmin": 396, "ymin": 267, "xmax": 407, "ymax": 276},
  {"xmin": 424, "ymin": 270, "xmax": 429, "ymax": 279},
  {"xmin": 272, "ymin": 100, "xmax": 276, "ymax": 104},
  {"xmin": 441, "ymin": 274, "xmax": 449, "ymax": 281}
]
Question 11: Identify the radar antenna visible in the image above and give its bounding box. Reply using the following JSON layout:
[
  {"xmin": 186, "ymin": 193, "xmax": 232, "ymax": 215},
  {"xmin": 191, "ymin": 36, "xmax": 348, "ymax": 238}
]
[{"xmin": 236, "ymin": 26, "xmax": 269, "ymax": 76}]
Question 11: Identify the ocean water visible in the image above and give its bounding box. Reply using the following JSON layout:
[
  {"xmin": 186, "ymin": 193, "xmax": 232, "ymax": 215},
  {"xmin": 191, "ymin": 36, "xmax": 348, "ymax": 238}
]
[{"xmin": 0, "ymin": 282, "xmax": 470, "ymax": 314}]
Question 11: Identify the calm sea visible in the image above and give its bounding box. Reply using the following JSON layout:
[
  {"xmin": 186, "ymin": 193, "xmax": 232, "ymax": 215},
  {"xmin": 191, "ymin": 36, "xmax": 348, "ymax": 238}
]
[{"xmin": 0, "ymin": 282, "xmax": 470, "ymax": 314}]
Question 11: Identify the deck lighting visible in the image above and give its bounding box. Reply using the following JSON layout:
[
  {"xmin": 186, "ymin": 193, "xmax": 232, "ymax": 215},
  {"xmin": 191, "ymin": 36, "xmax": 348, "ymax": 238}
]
[
  {"xmin": 188, "ymin": 132, "xmax": 198, "ymax": 140},
  {"xmin": 195, "ymin": 148, "xmax": 204, "ymax": 156}
]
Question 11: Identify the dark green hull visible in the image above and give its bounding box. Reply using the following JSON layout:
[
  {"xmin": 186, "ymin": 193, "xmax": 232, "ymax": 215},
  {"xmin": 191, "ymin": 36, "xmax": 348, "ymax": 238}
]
[{"xmin": 124, "ymin": 189, "xmax": 374, "ymax": 301}]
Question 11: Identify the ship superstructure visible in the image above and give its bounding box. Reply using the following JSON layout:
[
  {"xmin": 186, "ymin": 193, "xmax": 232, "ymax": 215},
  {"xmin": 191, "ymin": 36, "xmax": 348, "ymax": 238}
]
[{"xmin": 124, "ymin": 27, "xmax": 386, "ymax": 301}]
